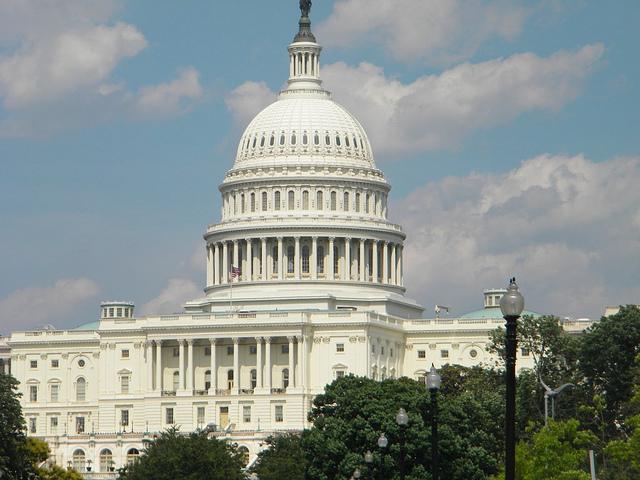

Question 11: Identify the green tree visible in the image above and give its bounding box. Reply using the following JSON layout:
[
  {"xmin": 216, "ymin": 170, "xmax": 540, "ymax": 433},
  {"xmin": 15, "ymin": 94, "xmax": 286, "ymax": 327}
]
[
  {"xmin": 0, "ymin": 373, "xmax": 36, "ymax": 480},
  {"xmin": 117, "ymin": 428, "xmax": 244, "ymax": 480},
  {"xmin": 24, "ymin": 438, "xmax": 83, "ymax": 480},
  {"xmin": 249, "ymin": 433, "xmax": 306, "ymax": 480}
]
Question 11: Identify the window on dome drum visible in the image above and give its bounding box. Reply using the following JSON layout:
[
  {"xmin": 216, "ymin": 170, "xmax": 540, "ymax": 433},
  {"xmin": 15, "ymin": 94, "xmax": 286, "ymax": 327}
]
[
  {"xmin": 29, "ymin": 385, "xmax": 38, "ymax": 402},
  {"xmin": 250, "ymin": 369, "xmax": 257, "ymax": 389},
  {"xmin": 317, "ymin": 246, "xmax": 325, "ymax": 273},
  {"xmin": 76, "ymin": 377, "xmax": 86, "ymax": 401},
  {"xmin": 360, "ymin": 138, "xmax": 364, "ymax": 149},
  {"xmin": 275, "ymin": 404, "xmax": 284, "ymax": 422},
  {"xmin": 280, "ymin": 134, "xmax": 285, "ymax": 145},
  {"xmin": 355, "ymin": 193, "xmax": 361, "ymax": 212},
  {"xmin": 291, "ymin": 133, "xmax": 296, "ymax": 145},
  {"xmin": 303, "ymin": 133, "xmax": 308, "ymax": 145},
  {"xmin": 302, "ymin": 190, "xmax": 309, "ymax": 209},
  {"xmin": 241, "ymin": 193, "xmax": 245, "ymax": 213},
  {"xmin": 262, "ymin": 192, "xmax": 268, "ymax": 211},
  {"xmin": 302, "ymin": 246, "xmax": 310, "ymax": 273},
  {"xmin": 166, "ymin": 408, "xmax": 174, "ymax": 425},
  {"xmin": 172, "ymin": 371, "xmax": 179, "ymax": 391},
  {"xmin": 418, "ymin": 350, "xmax": 426, "ymax": 359},
  {"xmin": 325, "ymin": 134, "xmax": 331, "ymax": 145},
  {"xmin": 344, "ymin": 192, "xmax": 349, "ymax": 211},
  {"xmin": 252, "ymin": 137, "xmax": 257, "ymax": 148},
  {"xmin": 282, "ymin": 369, "xmax": 289, "ymax": 389},
  {"xmin": 353, "ymin": 136, "xmax": 358, "ymax": 149},
  {"xmin": 334, "ymin": 246, "xmax": 339, "ymax": 274},
  {"xmin": 50, "ymin": 384, "xmax": 59, "ymax": 402},
  {"xmin": 260, "ymin": 136, "xmax": 265, "ymax": 147},
  {"xmin": 330, "ymin": 191, "xmax": 337, "ymax": 210},
  {"xmin": 345, "ymin": 136, "xmax": 350, "ymax": 147},
  {"xmin": 288, "ymin": 190, "xmax": 295, "ymax": 209},
  {"xmin": 272, "ymin": 246, "xmax": 278, "ymax": 273},
  {"xmin": 314, "ymin": 133, "xmax": 320, "ymax": 145},
  {"xmin": 441, "ymin": 349, "xmax": 449, "ymax": 358},
  {"xmin": 250, "ymin": 193, "xmax": 255, "ymax": 212},
  {"xmin": 287, "ymin": 246, "xmax": 295, "ymax": 273},
  {"xmin": 270, "ymin": 135, "xmax": 275, "ymax": 146},
  {"xmin": 316, "ymin": 191, "xmax": 323, "ymax": 210},
  {"xmin": 243, "ymin": 405, "xmax": 252, "ymax": 423},
  {"xmin": 365, "ymin": 193, "xmax": 370, "ymax": 213},
  {"xmin": 274, "ymin": 191, "xmax": 281, "ymax": 210}
]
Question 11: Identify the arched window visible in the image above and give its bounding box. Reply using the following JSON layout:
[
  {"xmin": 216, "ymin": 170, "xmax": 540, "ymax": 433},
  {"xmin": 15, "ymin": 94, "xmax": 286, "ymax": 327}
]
[
  {"xmin": 99, "ymin": 449, "xmax": 113, "ymax": 472},
  {"xmin": 317, "ymin": 246, "xmax": 325, "ymax": 274},
  {"xmin": 250, "ymin": 369, "xmax": 257, "ymax": 389},
  {"xmin": 302, "ymin": 245, "xmax": 310, "ymax": 273},
  {"xmin": 287, "ymin": 246, "xmax": 295, "ymax": 273},
  {"xmin": 250, "ymin": 192, "xmax": 256, "ymax": 212},
  {"xmin": 325, "ymin": 134, "xmax": 331, "ymax": 145},
  {"xmin": 360, "ymin": 138, "xmax": 364, "ymax": 149},
  {"xmin": 334, "ymin": 245, "xmax": 340, "ymax": 275},
  {"xmin": 280, "ymin": 134, "xmax": 285, "ymax": 145},
  {"xmin": 172, "ymin": 371, "xmax": 179, "ymax": 391},
  {"xmin": 345, "ymin": 136, "xmax": 350, "ymax": 147},
  {"xmin": 76, "ymin": 377, "xmax": 86, "ymax": 401},
  {"xmin": 314, "ymin": 133, "xmax": 320, "ymax": 145},
  {"xmin": 365, "ymin": 193, "xmax": 370, "ymax": 213},
  {"xmin": 240, "ymin": 193, "xmax": 245, "ymax": 214},
  {"xmin": 126, "ymin": 449, "xmax": 139, "ymax": 466},
  {"xmin": 343, "ymin": 192, "xmax": 350, "ymax": 211},
  {"xmin": 261, "ymin": 192, "xmax": 268, "ymax": 211},
  {"xmin": 260, "ymin": 136, "xmax": 265, "ymax": 147},
  {"xmin": 336, "ymin": 135, "xmax": 341, "ymax": 146},
  {"xmin": 291, "ymin": 133, "xmax": 297, "ymax": 145},
  {"xmin": 353, "ymin": 136, "xmax": 358, "ymax": 149},
  {"xmin": 330, "ymin": 191, "xmax": 337, "ymax": 211},
  {"xmin": 204, "ymin": 370, "xmax": 211, "ymax": 391},
  {"xmin": 73, "ymin": 449, "xmax": 86, "ymax": 472},
  {"xmin": 227, "ymin": 369, "xmax": 234, "ymax": 389},
  {"xmin": 355, "ymin": 192, "xmax": 361, "ymax": 212},
  {"xmin": 252, "ymin": 137, "xmax": 257, "ymax": 148},
  {"xmin": 282, "ymin": 368, "xmax": 289, "ymax": 389},
  {"xmin": 302, "ymin": 133, "xmax": 308, "ymax": 145},
  {"xmin": 238, "ymin": 446, "xmax": 250, "ymax": 467},
  {"xmin": 288, "ymin": 190, "xmax": 295, "ymax": 210},
  {"xmin": 302, "ymin": 190, "xmax": 309, "ymax": 209},
  {"xmin": 272, "ymin": 245, "xmax": 279, "ymax": 274},
  {"xmin": 269, "ymin": 135, "xmax": 275, "ymax": 146},
  {"xmin": 316, "ymin": 191, "xmax": 323, "ymax": 210},
  {"xmin": 274, "ymin": 191, "xmax": 281, "ymax": 211}
]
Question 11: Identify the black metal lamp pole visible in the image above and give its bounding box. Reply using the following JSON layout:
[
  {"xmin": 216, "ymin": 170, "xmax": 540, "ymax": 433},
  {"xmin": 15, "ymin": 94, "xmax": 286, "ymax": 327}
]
[
  {"xmin": 426, "ymin": 364, "xmax": 442, "ymax": 480},
  {"xmin": 396, "ymin": 408, "xmax": 409, "ymax": 480},
  {"xmin": 500, "ymin": 278, "xmax": 524, "ymax": 480}
]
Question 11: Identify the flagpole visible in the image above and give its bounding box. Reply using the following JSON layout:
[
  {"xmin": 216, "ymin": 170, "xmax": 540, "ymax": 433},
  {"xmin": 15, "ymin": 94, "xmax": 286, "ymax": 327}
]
[{"xmin": 229, "ymin": 270, "xmax": 233, "ymax": 314}]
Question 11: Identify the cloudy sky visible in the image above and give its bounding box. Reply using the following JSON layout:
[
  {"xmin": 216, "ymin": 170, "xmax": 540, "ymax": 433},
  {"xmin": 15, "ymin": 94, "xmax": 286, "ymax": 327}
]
[{"xmin": 1, "ymin": 0, "xmax": 639, "ymax": 333}]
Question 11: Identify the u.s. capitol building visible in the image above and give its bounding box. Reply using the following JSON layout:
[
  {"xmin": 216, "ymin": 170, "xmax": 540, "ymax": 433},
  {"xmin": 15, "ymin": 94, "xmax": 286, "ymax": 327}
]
[{"xmin": 5, "ymin": 4, "xmax": 593, "ymax": 476}]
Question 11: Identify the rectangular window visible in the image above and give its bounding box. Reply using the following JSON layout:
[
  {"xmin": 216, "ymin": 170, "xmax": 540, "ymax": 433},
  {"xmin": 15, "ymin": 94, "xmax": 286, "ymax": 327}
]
[
  {"xmin": 165, "ymin": 408, "xmax": 174, "ymax": 425},
  {"xmin": 117, "ymin": 307, "xmax": 122, "ymax": 317},
  {"xmin": 336, "ymin": 343, "xmax": 345, "ymax": 353},
  {"xmin": 50, "ymin": 384, "xmax": 59, "ymax": 402},
  {"xmin": 121, "ymin": 349, "xmax": 130, "ymax": 358},
  {"xmin": 521, "ymin": 348, "xmax": 530, "ymax": 357},
  {"xmin": 243, "ymin": 405, "xmax": 251, "ymax": 423},
  {"xmin": 197, "ymin": 406, "xmax": 205, "ymax": 426},
  {"xmin": 417, "ymin": 350, "xmax": 426, "ymax": 359},
  {"xmin": 121, "ymin": 409, "xmax": 129, "ymax": 427},
  {"xmin": 51, "ymin": 359, "xmax": 59, "ymax": 368},
  {"xmin": 371, "ymin": 345, "xmax": 376, "ymax": 354},
  {"xmin": 121, "ymin": 376, "xmax": 130, "ymax": 394},
  {"xmin": 204, "ymin": 347, "xmax": 211, "ymax": 356},
  {"xmin": 109, "ymin": 307, "xmax": 114, "ymax": 317},
  {"xmin": 274, "ymin": 405, "xmax": 284, "ymax": 422},
  {"xmin": 441, "ymin": 349, "xmax": 449, "ymax": 358},
  {"xmin": 281, "ymin": 344, "xmax": 289, "ymax": 354},
  {"xmin": 30, "ymin": 360, "xmax": 38, "ymax": 369},
  {"xmin": 29, "ymin": 417, "xmax": 37, "ymax": 434},
  {"xmin": 29, "ymin": 385, "xmax": 38, "ymax": 402},
  {"xmin": 249, "ymin": 345, "xmax": 257, "ymax": 355},
  {"xmin": 227, "ymin": 346, "xmax": 234, "ymax": 356},
  {"xmin": 76, "ymin": 416, "xmax": 85, "ymax": 434},
  {"xmin": 336, "ymin": 370, "xmax": 346, "ymax": 379},
  {"xmin": 173, "ymin": 347, "xmax": 179, "ymax": 357},
  {"xmin": 50, "ymin": 417, "xmax": 58, "ymax": 434}
]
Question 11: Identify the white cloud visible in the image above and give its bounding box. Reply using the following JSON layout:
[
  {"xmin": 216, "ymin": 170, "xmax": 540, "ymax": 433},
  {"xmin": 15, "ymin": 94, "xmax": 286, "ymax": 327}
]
[
  {"xmin": 134, "ymin": 68, "xmax": 204, "ymax": 118},
  {"xmin": 0, "ymin": 278, "xmax": 100, "ymax": 334},
  {"xmin": 225, "ymin": 81, "xmax": 275, "ymax": 127},
  {"xmin": 320, "ymin": 44, "xmax": 603, "ymax": 156},
  {"xmin": 396, "ymin": 154, "xmax": 640, "ymax": 319},
  {"xmin": 140, "ymin": 278, "xmax": 201, "ymax": 315},
  {"xmin": 317, "ymin": 0, "xmax": 529, "ymax": 65}
]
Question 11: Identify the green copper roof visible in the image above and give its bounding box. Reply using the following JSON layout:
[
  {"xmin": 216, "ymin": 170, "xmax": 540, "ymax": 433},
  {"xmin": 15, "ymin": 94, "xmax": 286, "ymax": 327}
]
[
  {"xmin": 459, "ymin": 307, "xmax": 543, "ymax": 320},
  {"xmin": 72, "ymin": 321, "xmax": 100, "ymax": 331}
]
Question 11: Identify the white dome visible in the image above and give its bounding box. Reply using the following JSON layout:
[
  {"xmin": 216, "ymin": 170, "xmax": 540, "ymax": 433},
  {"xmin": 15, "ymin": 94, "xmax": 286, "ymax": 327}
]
[{"xmin": 234, "ymin": 91, "xmax": 376, "ymax": 170}]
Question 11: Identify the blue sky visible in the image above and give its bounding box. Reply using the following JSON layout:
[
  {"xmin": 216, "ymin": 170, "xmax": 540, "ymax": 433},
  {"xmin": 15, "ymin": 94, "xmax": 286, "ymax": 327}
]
[{"xmin": 1, "ymin": 0, "xmax": 639, "ymax": 333}]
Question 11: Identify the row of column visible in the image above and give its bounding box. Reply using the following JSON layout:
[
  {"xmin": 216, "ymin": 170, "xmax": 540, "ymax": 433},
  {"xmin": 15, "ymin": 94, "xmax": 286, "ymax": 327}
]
[
  {"xmin": 205, "ymin": 237, "xmax": 403, "ymax": 287},
  {"xmin": 144, "ymin": 336, "xmax": 306, "ymax": 395},
  {"xmin": 290, "ymin": 50, "xmax": 319, "ymax": 78}
]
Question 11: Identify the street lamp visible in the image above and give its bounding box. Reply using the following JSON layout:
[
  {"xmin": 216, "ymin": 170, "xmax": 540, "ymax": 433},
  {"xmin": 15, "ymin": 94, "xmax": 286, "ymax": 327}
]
[
  {"xmin": 353, "ymin": 468, "xmax": 361, "ymax": 479},
  {"xmin": 377, "ymin": 433, "xmax": 388, "ymax": 449},
  {"xmin": 396, "ymin": 408, "xmax": 409, "ymax": 480},
  {"xmin": 500, "ymin": 277, "xmax": 524, "ymax": 480},
  {"xmin": 364, "ymin": 450, "xmax": 374, "ymax": 480},
  {"xmin": 426, "ymin": 364, "xmax": 441, "ymax": 480}
]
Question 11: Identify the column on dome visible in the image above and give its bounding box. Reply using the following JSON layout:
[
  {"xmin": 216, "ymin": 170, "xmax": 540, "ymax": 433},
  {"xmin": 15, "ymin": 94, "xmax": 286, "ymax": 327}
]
[
  {"xmin": 391, "ymin": 243, "xmax": 397, "ymax": 286},
  {"xmin": 294, "ymin": 236, "xmax": 301, "ymax": 280},
  {"xmin": 372, "ymin": 240, "xmax": 379, "ymax": 283},
  {"xmin": 214, "ymin": 243, "xmax": 220, "ymax": 285},
  {"xmin": 232, "ymin": 240, "xmax": 239, "ymax": 281},
  {"xmin": 178, "ymin": 339, "xmax": 185, "ymax": 391},
  {"xmin": 265, "ymin": 337, "xmax": 272, "ymax": 391},
  {"xmin": 233, "ymin": 337, "xmax": 240, "ymax": 394},
  {"xmin": 222, "ymin": 242, "xmax": 229, "ymax": 284},
  {"xmin": 261, "ymin": 238, "xmax": 267, "ymax": 281},
  {"xmin": 328, "ymin": 237, "xmax": 335, "ymax": 280},
  {"xmin": 186, "ymin": 339, "xmax": 194, "ymax": 391},
  {"xmin": 277, "ymin": 237, "xmax": 284, "ymax": 280},
  {"xmin": 382, "ymin": 242, "xmax": 389, "ymax": 284},
  {"xmin": 155, "ymin": 340, "xmax": 162, "ymax": 392},
  {"xmin": 311, "ymin": 236, "xmax": 318, "ymax": 280},
  {"xmin": 256, "ymin": 337, "xmax": 263, "ymax": 389},
  {"xmin": 146, "ymin": 341, "xmax": 154, "ymax": 392},
  {"xmin": 206, "ymin": 245, "xmax": 213, "ymax": 287},
  {"xmin": 289, "ymin": 53, "xmax": 294, "ymax": 77},
  {"xmin": 209, "ymin": 339, "xmax": 217, "ymax": 394},
  {"xmin": 359, "ymin": 238, "xmax": 366, "ymax": 281},
  {"xmin": 398, "ymin": 245, "xmax": 404, "ymax": 286},
  {"xmin": 287, "ymin": 336, "xmax": 296, "ymax": 390},
  {"xmin": 344, "ymin": 237, "xmax": 351, "ymax": 280},
  {"xmin": 246, "ymin": 238, "xmax": 253, "ymax": 281}
]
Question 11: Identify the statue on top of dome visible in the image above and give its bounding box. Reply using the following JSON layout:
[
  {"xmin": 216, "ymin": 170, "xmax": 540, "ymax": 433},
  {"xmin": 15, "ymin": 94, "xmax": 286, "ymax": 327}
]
[{"xmin": 300, "ymin": 0, "xmax": 312, "ymax": 18}]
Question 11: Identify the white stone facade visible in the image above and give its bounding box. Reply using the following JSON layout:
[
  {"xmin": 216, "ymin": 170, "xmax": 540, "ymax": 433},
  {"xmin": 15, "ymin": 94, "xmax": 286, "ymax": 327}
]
[{"xmin": 5, "ymin": 7, "xmax": 593, "ymax": 477}]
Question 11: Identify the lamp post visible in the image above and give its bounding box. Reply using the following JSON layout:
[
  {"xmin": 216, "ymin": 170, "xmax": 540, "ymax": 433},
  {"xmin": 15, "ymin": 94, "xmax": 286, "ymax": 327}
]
[
  {"xmin": 426, "ymin": 364, "xmax": 442, "ymax": 480},
  {"xmin": 396, "ymin": 407, "xmax": 409, "ymax": 480},
  {"xmin": 500, "ymin": 277, "xmax": 525, "ymax": 480},
  {"xmin": 364, "ymin": 450, "xmax": 374, "ymax": 480}
]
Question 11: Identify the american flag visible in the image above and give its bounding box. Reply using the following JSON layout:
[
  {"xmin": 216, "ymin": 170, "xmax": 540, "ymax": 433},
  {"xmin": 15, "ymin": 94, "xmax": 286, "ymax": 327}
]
[{"xmin": 230, "ymin": 265, "xmax": 241, "ymax": 279}]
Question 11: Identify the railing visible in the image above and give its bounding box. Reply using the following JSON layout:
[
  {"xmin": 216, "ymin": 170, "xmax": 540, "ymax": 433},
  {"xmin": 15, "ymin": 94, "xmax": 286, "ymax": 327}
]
[
  {"xmin": 161, "ymin": 390, "xmax": 176, "ymax": 397},
  {"xmin": 216, "ymin": 389, "xmax": 231, "ymax": 396},
  {"xmin": 193, "ymin": 390, "xmax": 208, "ymax": 396},
  {"xmin": 270, "ymin": 388, "xmax": 286, "ymax": 394},
  {"xmin": 240, "ymin": 388, "xmax": 255, "ymax": 395}
]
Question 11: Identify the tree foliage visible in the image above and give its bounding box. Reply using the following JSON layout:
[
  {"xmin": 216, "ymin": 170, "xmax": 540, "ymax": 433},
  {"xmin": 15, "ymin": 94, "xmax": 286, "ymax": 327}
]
[
  {"xmin": 117, "ymin": 428, "xmax": 244, "ymax": 480},
  {"xmin": 249, "ymin": 433, "xmax": 306, "ymax": 480}
]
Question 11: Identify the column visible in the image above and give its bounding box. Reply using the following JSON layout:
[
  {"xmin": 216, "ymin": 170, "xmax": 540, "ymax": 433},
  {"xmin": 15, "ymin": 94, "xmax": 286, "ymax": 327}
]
[
  {"xmin": 178, "ymin": 340, "xmax": 185, "ymax": 391},
  {"xmin": 246, "ymin": 239, "xmax": 253, "ymax": 281},
  {"xmin": 297, "ymin": 336, "xmax": 304, "ymax": 390},
  {"xmin": 232, "ymin": 240, "xmax": 239, "ymax": 281},
  {"xmin": 391, "ymin": 244, "xmax": 397, "ymax": 286},
  {"xmin": 288, "ymin": 336, "xmax": 296, "ymax": 389},
  {"xmin": 398, "ymin": 245, "xmax": 403, "ymax": 286},
  {"xmin": 294, "ymin": 236, "xmax": 301, "ymax": 280},
  {"xmin": 206, "ymin": 245, "xmax": 213, "ymax": 287},
  {"xmin": 233, "ymin": 338, "xmax": 240, "ymax": 394},
  {"xmin": 359, "ymin": 238, "xmax": 366, "ymax": 281},
  {"xmin": 277, "ymin": 237, "xmax": 284, "ymax": 280},
  {"xmin": 372, "ymin": 240, "xmax": 379, "ymax": 283},
  {"xmin": 256, "ymin": 337, "xmax": 263, "ymax": 389},
  {"xmin": 214, "ymin": 243, "xmax": 220, "ymax": 285},
  {"xmin": 186, "ymin": 339, "xmax": 194, "ymax": 392},
  {"xmin": 344, "ymin": 238, "xmax": 351, "ymax": 280},
  {"xmin": 261, "ymin": 238, "xmax": 267, "ymax": 281},
  {"xmin": 146, "ymin": 341, "xmax": 154, "ymax": 392},
  {"xmin": 222, "ymin": 242, "xmax": 229, "ymax": 284},
  {"xmin": 382, "ymin": 242, "xmax": 389, "ymax": 284},
  {"xmin": 155, "ymin": 340, "xmax": 162, "ymax": 392},
  {"xmin": 328, "ymin": 237, "xmax": 335, "ymax": 280},
  {"xmin": 209, "ymin": 339, "xmax": 217, "ymax": 394},
  {"xmin": 265, "ymin": 337, "xmax": 272, "ymax": 391},
  {"xmin": 311, "ymin": 236, "xmax": 318, "ymax": 280}
]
